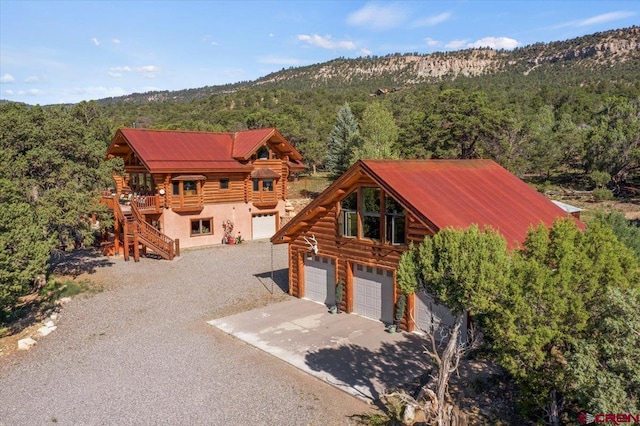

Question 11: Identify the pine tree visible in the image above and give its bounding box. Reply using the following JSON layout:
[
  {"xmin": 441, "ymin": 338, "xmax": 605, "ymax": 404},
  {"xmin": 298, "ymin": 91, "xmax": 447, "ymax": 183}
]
[{"xmin": 326, "ymin": 103, "xmax": 360, "ymax": 176}]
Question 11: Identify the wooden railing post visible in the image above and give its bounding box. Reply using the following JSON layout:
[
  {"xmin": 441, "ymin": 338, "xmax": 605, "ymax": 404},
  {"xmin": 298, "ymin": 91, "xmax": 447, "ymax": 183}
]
[
  {"xmin": 133, "ymin": 232, "xmax": 140, "ymax": 262},
  {"xmin": 175, "ymin": 239, "xmax": 180, "ymax": 258}
]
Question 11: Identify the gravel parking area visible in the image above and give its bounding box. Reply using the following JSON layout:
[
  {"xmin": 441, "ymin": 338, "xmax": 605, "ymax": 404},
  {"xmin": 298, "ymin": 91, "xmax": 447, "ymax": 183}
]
[{"xmin": 0, "ymin": 241, "xmax": 372, "ymax": 425}]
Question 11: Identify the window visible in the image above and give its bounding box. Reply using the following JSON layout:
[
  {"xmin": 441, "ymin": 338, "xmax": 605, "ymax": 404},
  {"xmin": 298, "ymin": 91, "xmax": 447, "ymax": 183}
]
[
  {"xmin": 130, "ymin": 172, "xmax": 155, "ymax": 195},
  {"xmin": 253, "ymin": 178, "xmax": 274, "ymax": 192},
  {"xmin": 362, "ymin": 187, "xmax": 381, "ymax": 241},
  {"xmin": 183, "ymin": 181, "xmax": 196, "ymax": 196},
  {"xmin": 257, "ymin": 146, "xmax": 270, "ymax": 159},
  {"xmin": 220, "ymin": 178, "xmax": 229, "ymax": 190},
  {"xmin": 338, "ymin": 187, "xmax": 405, "ymax": 246},
  {"xmin": 173, "ymin": 180, "xmax": 198, "ymax": 196},
  {"xmin": 190, "ymin": 218, "xmax": 212, "ymax": 236},
  {"xmin": 339, "ymin": 191, "xmax": 358, "ymax": 237},
  {"xmin": 385, "ymin": 197, "xmax": 406, "ymax": 245}
]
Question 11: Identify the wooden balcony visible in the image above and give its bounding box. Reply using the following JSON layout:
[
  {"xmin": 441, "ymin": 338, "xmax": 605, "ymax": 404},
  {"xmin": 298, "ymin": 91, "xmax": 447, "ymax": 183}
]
[{"xmin": 133, "ymin": 195, "xmax": 161, "ymax": 214}]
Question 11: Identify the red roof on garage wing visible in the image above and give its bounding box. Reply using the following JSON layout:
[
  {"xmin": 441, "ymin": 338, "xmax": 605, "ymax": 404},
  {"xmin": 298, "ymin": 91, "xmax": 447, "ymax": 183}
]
[{"xmin": 272, "ymin": 159, "xmax": 585, "ymax": 248}]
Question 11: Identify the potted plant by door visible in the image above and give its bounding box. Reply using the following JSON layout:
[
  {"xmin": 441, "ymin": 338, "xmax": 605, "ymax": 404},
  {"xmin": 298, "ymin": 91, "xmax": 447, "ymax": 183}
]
[
  {"xmin": 388, "ymin": 294, "xmax": 406, "ymax": 333},
  {"xmin": 330, "ymin": 279, "xmax": 344, "ymax": 314}
]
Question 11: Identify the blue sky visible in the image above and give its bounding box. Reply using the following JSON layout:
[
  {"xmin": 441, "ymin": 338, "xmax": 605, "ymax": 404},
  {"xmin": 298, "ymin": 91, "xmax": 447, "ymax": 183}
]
[{"xmin": 1, "ymin": 1, "xmax": 638, "ymax": 105}]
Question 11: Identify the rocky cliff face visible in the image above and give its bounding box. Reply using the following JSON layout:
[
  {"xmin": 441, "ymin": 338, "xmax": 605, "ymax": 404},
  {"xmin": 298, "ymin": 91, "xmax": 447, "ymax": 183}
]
[{"xmin": 100, "ymin": 26, "xmax": 640, "ymax": 105}]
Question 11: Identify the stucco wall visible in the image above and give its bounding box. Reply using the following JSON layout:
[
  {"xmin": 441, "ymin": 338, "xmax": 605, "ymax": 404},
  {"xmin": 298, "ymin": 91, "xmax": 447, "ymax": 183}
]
[{"xmin": 161, "ymin": 201, "xmax": 285, "ymax": 249}]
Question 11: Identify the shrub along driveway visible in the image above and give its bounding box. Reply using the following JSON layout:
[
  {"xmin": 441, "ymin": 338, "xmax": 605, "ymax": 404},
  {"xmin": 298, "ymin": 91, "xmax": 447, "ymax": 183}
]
[{"xmin": 0, "ymin": 242, "xmax": 371, "ymax": 425}]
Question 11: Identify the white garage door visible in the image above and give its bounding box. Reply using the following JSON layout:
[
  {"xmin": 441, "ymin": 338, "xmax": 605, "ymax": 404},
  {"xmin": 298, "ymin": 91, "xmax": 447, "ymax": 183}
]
[
  {"xmin": 415, "ymin": 290, "xmax": 465, "ymax": 341},
  {"xmin": 252, "ymin": 213, "xmax": 276, "ymax": 240},
  {"xmin": 304, "ymin": 255, "xmax": 335, "ymax": 306},
  {"xmin": 353, "ymin": 264, "xmax": 394, "ymax": 324}
]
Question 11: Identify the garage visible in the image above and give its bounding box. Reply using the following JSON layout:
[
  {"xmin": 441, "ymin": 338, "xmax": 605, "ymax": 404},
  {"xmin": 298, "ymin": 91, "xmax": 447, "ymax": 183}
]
[
  {"xmin": 414, "ymin": 290, "xmax": 464, "ymax": 341},
  {"xmin": 353, "ymin": 264, "xmax": 394, "ymax": 324},
  {"xmin": 252, "ymin": 213, "xmax": 277, "ymax": 240},
  {"xmin": 303, "ymin": 255, "xmax": 336, "ymax": 306}
]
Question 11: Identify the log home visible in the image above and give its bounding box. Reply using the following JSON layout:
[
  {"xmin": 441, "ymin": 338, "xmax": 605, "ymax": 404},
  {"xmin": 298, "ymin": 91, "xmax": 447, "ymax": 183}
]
[
  {"xmin": 271, "ymin": 159, "xmax": 583, "ymax": 333},
  {"xmin": 103, "ymin": 127, "xmax": 303, "ymax": 260}
]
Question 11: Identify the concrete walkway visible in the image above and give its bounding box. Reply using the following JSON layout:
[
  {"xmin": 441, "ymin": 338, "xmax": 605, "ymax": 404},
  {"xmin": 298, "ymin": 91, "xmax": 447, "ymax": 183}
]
[{"xmin": 209, "ymin": 298, "xmax": 429, "ymax": 403}]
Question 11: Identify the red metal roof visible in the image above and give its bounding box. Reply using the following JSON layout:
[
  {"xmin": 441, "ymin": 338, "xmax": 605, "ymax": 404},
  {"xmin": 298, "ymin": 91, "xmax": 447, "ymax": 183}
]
[
  {"xmin": 232, "ymin": 128, "xmax": 303, "ymax": 161},
  {"xmin": 272, "ymin": 159, "xmax": 584, "ymax": 247},
  {"xmin": 232, "ymin": 128, "xmax": 275, "ymax": 159},
  {"xmin": 113, "ymin": 128, "xmax": 303, "ymax": 172},
  {"xmin": 361, "ymin": 159, "xmax": 585, "ymax": 247}
]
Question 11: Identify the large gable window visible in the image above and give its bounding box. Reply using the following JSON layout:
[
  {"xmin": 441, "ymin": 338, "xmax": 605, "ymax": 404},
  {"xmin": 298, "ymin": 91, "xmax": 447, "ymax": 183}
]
[
  {"xmin": 338, "ymin": 187, "xmax": 405, "ymax": 245},
  {"xmin": 385, "ymin": 197, "xmax": 406, "ymax": 245},
  {"xmin": 339, "ymin": 191, "xmax": 358, "ymax": 238},
  {"xmin": 362, "ymin": 187, "xmax": 381, "ymax": 241}
]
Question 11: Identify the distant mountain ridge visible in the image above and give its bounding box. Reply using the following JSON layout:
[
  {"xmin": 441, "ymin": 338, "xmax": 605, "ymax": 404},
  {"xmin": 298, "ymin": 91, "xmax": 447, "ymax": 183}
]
[{"xmin": 98, "ymin": 26, "xmax": 639, "ymax": 105}]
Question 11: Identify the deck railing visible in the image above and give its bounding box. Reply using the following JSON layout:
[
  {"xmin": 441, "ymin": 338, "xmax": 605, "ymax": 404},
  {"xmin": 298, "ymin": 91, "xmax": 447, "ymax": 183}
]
[
  {"xmin": 132, "ymin": 195, "xmax": 160, "ymax": 213},
  {"xmin": 130, "ymin": 202, "xmax": 177, "ymax": 260}
]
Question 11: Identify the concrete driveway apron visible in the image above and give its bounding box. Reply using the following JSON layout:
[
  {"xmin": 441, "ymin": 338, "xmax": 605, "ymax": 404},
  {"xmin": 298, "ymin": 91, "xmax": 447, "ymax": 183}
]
[{"xmin": 209, "ymin": 298, "xmax": 429, "ymax": 402}]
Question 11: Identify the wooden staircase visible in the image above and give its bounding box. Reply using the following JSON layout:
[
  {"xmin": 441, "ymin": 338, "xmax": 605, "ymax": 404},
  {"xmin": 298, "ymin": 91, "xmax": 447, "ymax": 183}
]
[{"xmin": 112, "ymin": 198, "xmax": 179, "ymax": 261}]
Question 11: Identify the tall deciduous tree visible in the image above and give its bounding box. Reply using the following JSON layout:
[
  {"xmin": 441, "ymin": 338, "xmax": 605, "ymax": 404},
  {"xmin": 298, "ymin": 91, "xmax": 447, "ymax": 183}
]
[
  {"xmin": 352, "ymin": 102, "xmax": 399, "ymax": 162},
  {"xmin": 326, "ymin": 103, "xmax": 361, "ymax": 176}
]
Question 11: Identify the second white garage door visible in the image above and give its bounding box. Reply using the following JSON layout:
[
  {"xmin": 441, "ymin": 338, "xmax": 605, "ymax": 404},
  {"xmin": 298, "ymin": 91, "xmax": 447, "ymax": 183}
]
[
  {"xmin": 304, "ymin": 255, "xmax": 336, "ymax": 306},
  {"xmin": 252, "ymin": 213, "xmax": 276, "ymax": 240},
  {"xmin": 353, "ymin": 264, "xmax": 394, "ymax": 324}
]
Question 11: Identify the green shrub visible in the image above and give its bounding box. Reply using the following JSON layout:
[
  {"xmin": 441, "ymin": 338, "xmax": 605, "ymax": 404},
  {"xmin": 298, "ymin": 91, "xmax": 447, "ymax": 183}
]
[{"xmin": 593, "ymin": 187, "xmax": 614, "ymax": 201}]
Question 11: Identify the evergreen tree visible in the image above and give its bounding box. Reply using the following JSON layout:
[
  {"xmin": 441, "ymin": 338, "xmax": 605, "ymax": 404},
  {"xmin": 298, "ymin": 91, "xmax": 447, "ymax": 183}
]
[{"xmin": 326, "ymin": 103, "xmax": 361, "ymax": 176}]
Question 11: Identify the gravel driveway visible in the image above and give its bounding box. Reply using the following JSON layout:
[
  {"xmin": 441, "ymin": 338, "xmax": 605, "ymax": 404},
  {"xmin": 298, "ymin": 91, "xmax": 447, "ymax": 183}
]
[{"xmin": 0, "ymin": 241, "xmax": 371, "ymax": 425}]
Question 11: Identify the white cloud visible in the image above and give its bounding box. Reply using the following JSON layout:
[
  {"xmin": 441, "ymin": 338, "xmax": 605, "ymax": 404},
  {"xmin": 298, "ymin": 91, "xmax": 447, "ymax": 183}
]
[
  {"xmin": 91, "ymin": 37, "xmax": 100, "ymax": 46},
  {"xmin": 360, "ymin": 47, "xmax": 372, "ymax": 56},
  {"xmin": 18, "ymin": 88, "xmax": 45, "ymax": 96},
  {"xmin": 112, "ymin": 39, "xmax": 120, "ymax": 44},
  {"xmin": 269, "ymin": 33, "xmax": 275, "ymax": 38},
  {"xmin": 467, "ymin": 36, "xmax": 519, "ymax": 50},
  {"xmin": 24, "ymin": 75, "xmax": 41, "ymax": 83},
  {"xmin": 258, "ymin": 56, "xmax": 304, "ymax": 65},
  {"xmin": 412, "ymin": 12, "xmax": 452, "ymax": 27},
  {"xmin": 554, "ymin": 10, "xmax": 635, "ymax": 29},
  {"xmin": 5, "ymin": 89, "xmax": 14, "ymax": 95},
  {"xmin": 211, "ymin": 41, "xmax": 219, "ymax": 46},
  {"xmin": 445, "ymin": 39, "xmax": 468, "ymax": 49},
  {"xmin": 347, "ymin": 2, "xmax": 407, "ymax": 30},
  {"xmin": 0, "ymin": 73, "xmax": 15, "ymax": 83},
  {"xmin": 425, "ymin": 37, "xmax": 440, "ymax": 47},
  {"xmin": 577, "ymin": 11, "xmax": 635, "ymax": 26},
  {"xmin": 297, "ymin": 34, "xmax": 356, "ymax": 50},
  {"xmin": 108, "ymin": 65, "xmax": 160, "ymax": 78}
]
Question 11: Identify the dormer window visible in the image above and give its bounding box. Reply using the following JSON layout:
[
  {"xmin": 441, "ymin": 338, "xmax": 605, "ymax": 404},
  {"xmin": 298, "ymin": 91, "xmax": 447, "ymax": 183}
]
[{"xmin": 257, "ymin": 146, "xmax": 270, "ymax": 159}]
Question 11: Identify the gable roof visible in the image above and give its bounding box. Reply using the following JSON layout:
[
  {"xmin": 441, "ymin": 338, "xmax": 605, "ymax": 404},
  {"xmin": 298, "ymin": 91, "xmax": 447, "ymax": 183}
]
[
  {"xmin": 107, "ymin": 127, "xmax": 303, "ymax": 173},
  {"xmin": 272, "ymin": 159, "xmax": 585, "ymax": 248}
]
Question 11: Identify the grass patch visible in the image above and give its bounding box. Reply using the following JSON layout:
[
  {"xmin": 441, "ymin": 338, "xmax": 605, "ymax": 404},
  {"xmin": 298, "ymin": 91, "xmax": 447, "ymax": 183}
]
[{"xmin": 40, "ymin": 277, "xmax": 98, "ymax": 301}]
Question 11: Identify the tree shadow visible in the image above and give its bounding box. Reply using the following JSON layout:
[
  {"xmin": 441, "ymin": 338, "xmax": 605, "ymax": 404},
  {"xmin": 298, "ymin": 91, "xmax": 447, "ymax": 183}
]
[
  {"xmin": 304, "ymin": 332, "xmax": 429, "ymax": 407},
  {"xmin": 254, "ymin": 268, "xmax": 289, "ymax": 294},
  {"xmin": 48, "ymin": 248, "xmax": 114, "ymax": 278}
]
